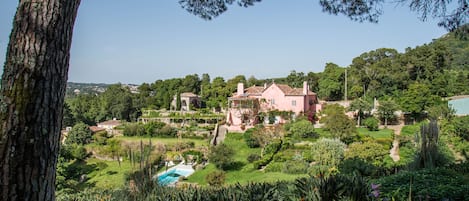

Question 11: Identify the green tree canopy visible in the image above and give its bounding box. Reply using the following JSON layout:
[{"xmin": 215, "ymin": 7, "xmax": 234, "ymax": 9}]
[
  {"xmin": 285, "ymin": 119, "xmax": 317, "ymax": 139},
  {"xmin": 182, "ymin": 74, "xmax": 201, "ymax": 94},
  {"xmin": 286, "ymin": 70, "xmax": 306, "ymax": 88},
  {"xmin": 318, "ymin": 63, "xmax": 345, "ymax": 101},
  {"xmin": 349, "ymin": 48, "xmax": 400, "ymax": 98},
  {"xmin": 377, "ymin": 99, "xmax": 400, "ymax": 127},
  {"xmin": 180, "ymin": 0, "xmax": 467, "ymax": 31},
  {"xmin": 62, "ymin": 102, "xmax": 76, "ymax": 128},
  {"xmin": 67, "ymin": 94, "xmax": 102, "ymax": 125},
  {"xmin": 348, "ymin": 98, "xmax": 372, "ymax": 126},
  {"xmin": 345, "ymin": 141, "xmax": 389, "ymax": 167},
  {"xmin": 399, "ymin": 83, "xmax": 442, "ymax": 117},
  {"xmin": 65, "ymin": 122, "xmax": 93, "ymax": 145},
  {"xmin": 310, "ymin": 138, "xmax": 346, "ymax": 167},
  {"xmin": 100, "ymin": 84, "xmax": 137, "ymax": 121},
  {"xmin": 205, "ymin": 76, "xmax": 231, "ymax": 109},
  {"xmin": 209, "ymin": 143, "xmax": 235, "ymax": 170},
  {"xmin": 320, "ymin": 104, "xmax": 358, "ymax": 143}
]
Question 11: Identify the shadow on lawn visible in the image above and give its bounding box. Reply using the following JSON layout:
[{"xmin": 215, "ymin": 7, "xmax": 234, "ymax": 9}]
[{"xmin": 226, "ymin": 161, "xmax": 245, "ymax": 171}]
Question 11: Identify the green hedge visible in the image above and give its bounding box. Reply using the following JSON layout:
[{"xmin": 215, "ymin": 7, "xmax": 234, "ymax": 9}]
[{"xmin": 374, "ymin": 168, "xmax": 469, "ymax": 200}]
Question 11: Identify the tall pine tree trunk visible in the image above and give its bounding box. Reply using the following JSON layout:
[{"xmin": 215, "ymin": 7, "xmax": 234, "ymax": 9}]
[{"xmin": 0, "ymin": 1, "xmax": 80, "ymax": 200}]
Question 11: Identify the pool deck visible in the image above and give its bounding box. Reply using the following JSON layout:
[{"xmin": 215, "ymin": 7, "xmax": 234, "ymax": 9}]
[
  {"xmin": 155, "ymin": 162, "xmax": 196, "ymax": 186},
  {"xmin": 445, "ymin": 95, "xmax": 469, "ymax": 100}
]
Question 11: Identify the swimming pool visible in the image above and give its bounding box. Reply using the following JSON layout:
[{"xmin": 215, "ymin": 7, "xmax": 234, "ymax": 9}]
[
  {"xmin": 157, "ymin": 168, "xmax": 194, "ymax": 186},
  {"xmin": 449, "ymin": 98, "xmax": 469, "ymax": 115}
]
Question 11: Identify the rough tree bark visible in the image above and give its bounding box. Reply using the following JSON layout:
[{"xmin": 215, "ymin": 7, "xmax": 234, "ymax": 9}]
[{"xmin": 0, "ymin": 1, "xmax": 80, "ymax": 200}]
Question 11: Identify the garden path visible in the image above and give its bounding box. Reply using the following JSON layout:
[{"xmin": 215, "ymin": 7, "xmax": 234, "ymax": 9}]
[
  {"xmin": 210, "ymin": 124, "xmax": 228, "ymax": 146},
  {"xmin": 214, "ymin": 125, "xmax": 227, "ymax": 145},
  {"xmin": 384, "ymin": 123, "xmax": 405, "ymax": 162}
]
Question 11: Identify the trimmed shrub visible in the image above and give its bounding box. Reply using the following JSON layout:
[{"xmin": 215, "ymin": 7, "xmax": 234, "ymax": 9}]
[
  {"xmin": 282, "ymin": 160, "xmax": 308, "ymax": 174},
  {"xmin": 339, "ymin": 158, "xmax": 378, "ymax": 177},
  {"xmin": 264, "ymin": 139, "xmax": 282, "ymax": 155},
  {"xmin": 92, "ymin": 131, "xmax": 109, "ymax": 145},
  {"xmin": 345, "ymin": 141, "xmax": 389, "ymax": 167},
  {"xmin": 272, "ymin": 152, "xmax": 289, "ymax": 162},
  {"xmin": 205, "ymin": 170, "xmax": 226, "ymax": 186},
  {"xmin": 158, "ymin": 125, "xmax": 177, "ymax": 137},
  {"xmin": 247, "ymin": 154, "xmax": 261, "ymax": 163},
  {"xmin": 363, "ymin": 117, "xmax": 379, "ymax": 131},
  {"xmin": 123, "ymin": 123, "xmax": 146, "ymax": 136},
  {"xmin": 310, "ymin": 138, "xmax": 346, "ymax": 167},
  {"xmin": 253, "ymin": 154, "xmax": 274, "ymax": 169},
  {"xmin": 285, "ymin": 119, "xmax": 318, "ymax": 139},
  {"xmin": 264, "ymin": 162, "xmax": 283, "ymax": 172},
  {"xmin": 182, "ymin": 150, "xmax": 203, "ymax": 163},
  {"xmin": 243, "ymin": 128, "xmax": 260, "ymax": 148},
  {"xmin": 208, "ymin": 144, "xmax": 235, "ymax": 170},
  {"xmin": 70, "ymin": 144, "xmax": 89, "ymax": 161},
  {"xmin": 254, "ymin": 140, "xmax": 283, "ymax": 169}
]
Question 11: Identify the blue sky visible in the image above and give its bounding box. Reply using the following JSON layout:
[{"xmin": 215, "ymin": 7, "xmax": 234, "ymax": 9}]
[{"xmin": 0, "ymin": 1, "xmax": 447, "ymax": 84}]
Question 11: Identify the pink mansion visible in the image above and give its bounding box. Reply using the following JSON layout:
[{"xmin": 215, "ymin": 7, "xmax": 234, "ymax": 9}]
[{"xmin": 226, "ymin": 81, "xmax": 322, "ymax": 131}]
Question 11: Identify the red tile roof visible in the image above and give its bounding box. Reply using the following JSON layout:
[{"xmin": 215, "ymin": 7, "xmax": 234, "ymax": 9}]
[
  {"xmin": 230, "ymin": 83, "xmax": 316, "ymax": 98},
  {"xmin": 90, "ymin": 126, "xmax": 106, "ymax": 133},
  {"xmin": 288, "ymin": 88, "xmax": 316, "ymax": 96},
  {"xmin": 98, "ymin": 120, "xmax": 121, "ymax": 126},
  {"xmin": 274, "ymin": 84, "xmax": 315, "ymax": 96},
  {"xmin": 276, "ymin": 84, "xmax": 294, "ymax": 94},
  {"xmin": 245, "ymin": 86, "xmax": 264, "ymax": 95},
  {"xmin": 180, "ymin": 92, "xmax": 199, "ymax": 97}
]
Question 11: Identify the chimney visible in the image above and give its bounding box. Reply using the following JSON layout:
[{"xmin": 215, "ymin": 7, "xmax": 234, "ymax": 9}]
[
  {"xmin": 303, "ymin": 81, "xmax": 308, "ymax": 95},
  {"xmin": 237, "ymin": 83, "xmax": 244, "ymax": 96},
  {"xmin": 264, "ymin": 83, "xmax": 267, "ymax": 89}
]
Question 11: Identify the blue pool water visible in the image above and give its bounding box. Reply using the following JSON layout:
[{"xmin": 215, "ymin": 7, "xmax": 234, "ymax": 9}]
[
  {"xmin": 157, "ymin": 169, "xmax": 193, "ymax": 186},
  {"xmin": 449, "ymin": 98, "xmax": 469, "ymax": 115}
]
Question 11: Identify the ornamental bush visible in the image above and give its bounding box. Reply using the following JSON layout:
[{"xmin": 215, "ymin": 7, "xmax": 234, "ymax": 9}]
[
  {"xmin": 247, "ymin": 153, "xmax": 261, "ymax": 163},
  {"xmin": 208, "ymin": 144, "xmax": 235, "ymax": 170},
  {"xmin": 310, "ymin": 138, "xmax": 346, "ymax": 167},
  {"xmin": 363, "ymin": 117, "xmax": 379, "ymax": 131},
  {"xmin": 205, "ymin": 170, "xmax": 226, "ymax": 186},
  {"xmin": 243, "ymin": 128, "xmax": 260, "ymax": 148},
  {"xmin": 285, "ymin": 119, "xmax": 318, "ymax": 139}
]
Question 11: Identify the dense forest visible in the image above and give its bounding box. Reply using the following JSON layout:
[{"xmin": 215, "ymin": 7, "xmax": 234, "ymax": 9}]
[{"xmin": 64, "ymin": 26, "xmax": 469, "ymax": 127}]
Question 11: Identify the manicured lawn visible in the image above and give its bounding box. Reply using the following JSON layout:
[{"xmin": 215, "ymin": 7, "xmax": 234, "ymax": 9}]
[
  {"xmin": 85, "ymin": 158, "xmax": 135, "ymax": 189},
  {"xmin": 400, "ymin": 123, "xmax": 422, "ymax": 137},
  {"xmin": 186, "ymin": 163, "xmax": 306, "ymax": 185},
  {"xmin": 314, "ymin": 128, "xmax": 333, "ymax": 138},
  {"xmin": 224, "ymin": 168, "xmax": 306, "ymax": 185},
  {"xmin": 185, "ymin": 164, "xmax": 217, "ymax": 184},
  {"xmin": 117, "ymin": 136, "xmax": 208, "ymax": 147},
  {"xmin": 357, "ymin": 128, "xmax": 394, "ymax": 139},
  {"xmin": 223, "ymin": 133, "xmax": 261, "ymax": 162},
  {"xmin": 186, "ymin": 132, "xmax": 307, "ymax": 185},
  {"xmin": 316, "ymin": 127, "xmax": 393, "ymax": 140}
]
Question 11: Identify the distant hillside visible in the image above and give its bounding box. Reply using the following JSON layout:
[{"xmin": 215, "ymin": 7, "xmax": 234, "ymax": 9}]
[
  {"xmin": 432, "ymin": 25, "xmax": 469, "ymax": 70},
  {"xmin": 65, "ymin": 82, "xmax": 140, "ymax": 98},
  {"xmin": 66, "ymin": 82, "xmax": 109, "ymax": 97}
]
